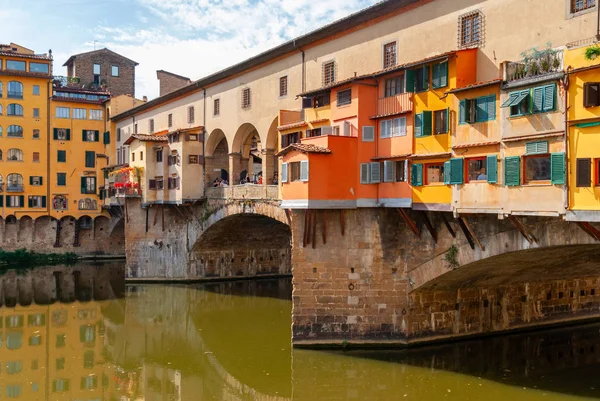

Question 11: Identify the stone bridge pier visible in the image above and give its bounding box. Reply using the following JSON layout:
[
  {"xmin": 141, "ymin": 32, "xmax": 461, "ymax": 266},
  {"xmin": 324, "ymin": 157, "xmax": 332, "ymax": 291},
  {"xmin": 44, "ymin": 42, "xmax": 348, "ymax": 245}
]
[
  {"xmin": 290, "ymin": 209, "xmax": 600, "ymax": 347},
  {"xmin": 123, "ymin": 188, "xmax": 291, "ymax": 281}
]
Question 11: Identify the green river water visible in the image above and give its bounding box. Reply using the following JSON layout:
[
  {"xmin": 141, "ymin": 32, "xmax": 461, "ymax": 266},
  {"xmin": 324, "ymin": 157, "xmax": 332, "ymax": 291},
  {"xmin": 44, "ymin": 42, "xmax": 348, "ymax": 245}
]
[{"xmin": 0, "ymin": 267, "xmax": 599, "ymax": 400}]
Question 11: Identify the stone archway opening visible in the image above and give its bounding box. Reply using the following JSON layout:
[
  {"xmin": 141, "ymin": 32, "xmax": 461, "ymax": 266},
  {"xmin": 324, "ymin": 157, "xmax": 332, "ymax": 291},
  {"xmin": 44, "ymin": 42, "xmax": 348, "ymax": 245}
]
[
  {"xmin": 189, "ymin": 213, "xmax": 292, "ymax": 279},
  {"xmin": 205, "ymin": 129, "xmax": 230, "ymax": 187}
]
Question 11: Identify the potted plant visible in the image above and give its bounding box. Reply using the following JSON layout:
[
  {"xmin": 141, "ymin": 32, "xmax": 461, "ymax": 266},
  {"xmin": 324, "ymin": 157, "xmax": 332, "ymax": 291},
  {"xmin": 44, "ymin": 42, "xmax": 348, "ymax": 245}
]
[{"xmin": 585, "ymin": 45, "xmax": 600, "ymax": 61}]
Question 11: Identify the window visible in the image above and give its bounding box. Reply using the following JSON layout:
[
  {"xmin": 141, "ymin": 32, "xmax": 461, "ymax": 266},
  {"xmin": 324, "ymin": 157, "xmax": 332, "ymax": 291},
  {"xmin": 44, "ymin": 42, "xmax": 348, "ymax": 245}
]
[
  {"xmin": 81, "ymin": 177, "xmax": 96, "ymax": 194},
  {"xmin": 168, "ymin": 113, "xmax": 173, "ymax": 127},
  {"xmin": 432, "ymin": 61, "xmax": 448, "ymax": 89},
  {"xmin": 414, "ymin": 111, "xmax": 432, "ymax": 137},
  {"xmin": 383, "ymin": 160, "xmax": 404, "ymax": 182},
  {"xmin": 53, "ymin": 195, "xmax": 68, "ymax": 209},
  {"xmin": 156, "ymin": 149, "xmax": 163, "ymax": 162},
  {"xmin": 57, "ymin": 150, "xmax": 66, "ymax": 162},
  {"xmin": 78, "ymin": 198, "xmax": 97, "ymax": 210},
  {"xmin": 6, "ymin": 60, "xmax": 25, "ymax": 71},
  {"xmin": 584, "ymin": 82, "xmax": 600, "ymax": 107},
  {"xmin": 7, "ymin": 332, "xmax": 22, "ymax": 349},
  {"xmin": 54, "ymin": 128, "xmax": 70, "ymax": 140},
  {"xmin": 56, "ymin": 357, "xmax": 65, "ymax": 369},
  {"xmin": 0, "ymin": 104, "xmax": 2, "ymax": 115},
  {"xmin": 307, "ymin": 128, "xmax": 322, "ymax": 138},
  {"xmin": 149, "ymin": 118, "xmax": 155, "ymax": 134},
  {"xmin": 111, "ymin": 65, "xmax": 119, "ymax": 76},
  {"xmin": 395, "ymin": 160, "xmax": 407, "ymax": 182},
  {"xmin": 30, "ymin": 176, "xmax": 43, "ymax": 186},
  {"xmin": 290, "ymin": 162, "xmax": 301, "ymax": 182},
  {"xmin": 313, "ymin": 93, "xmax": 330, "ymax": 108},
  {"xmin": 425, "ymin": 163, "xmax": 445, "ymax": 184},
  {"xmin": 56, "ymin": 333, "xmax": 66, "ymax": 347},
  {"xmin": 83, "ymin": 130, "xmax": 98, "ymax": 142},
  {"xmin": 0, "ymin": 81, "xmax": 2, "ymax": 97},
  {"xmin": 134, "ymin": 123, "xmax": 138, "ymax": 134},
  {"xmin": 73, "ymin": 108, "xmax": 86, "ymax": 119},
  {"xmin": 242, "ymin": 88, "xmax": 251, "ymax": 109},
  {"xmin": 322, "ymin": 61, "xmax": 335, "ymax": 86},
  {"xmin": 188, "ymin": 105, "xmax": 195, "ymax": 123},
  {"xmin": 53, "ymin": 379, "xmax": 70, "ymax": 393},
  {"xmin": 8, "ymin": 125, "xmax": 23, "ymax": 138},
  {"xmin": 571, "ymin": 0, "xmax": 596, "ymax": 13},
  {"xmin": 117, "ymin": 128, "xmax": 121, "ymax": 142},
  {"xmin": 384, "ymin": 76, "xmax": 404, "ymax": 97},
  {"xmin": 57, "ymin": 173, "xmax": 66, "ymax": 186},
  {"xmin": 576, "ymin": 158, "xmax": 592, "ymax": 187},
  {"xmin": 81, "ymin": 375, "xmax": 98, "ymax": 389},
  {"xmin": 6, "ymin": 385, "xmax": 21, "ymax": 398},
  {"xmin": 337, "ymin": 89, "xmax": 351, "ymax": 106},
  {"xmin": 359, "ymin": 163, "xmax": 382, "ymax": 184},
  {"xmin": 85, "ymin": 151, "xmax": 95, "ymax": 168},
  {"xmin": 84, "ymin": 351, "xmax": 94, "ymax": 369},
  {"xmin": 33, "ymin": 152, "xmax": 39, "ymax": 162},
  {"xmin": 80, "ymin": 325, "xmax": 95, "ymax": 343},
  {"xmin": 281, "ymin": 132, "xmax": 300, "ymax": 148},
  {"xmin": 596, "ymin": 159, "xmax": 600, "ymax": 186},
  {"xmin": 131, "ymin": 152, "xmax": 135, "ymax": 162},
  {"xmin": 503, "ymin": 85, "xmax": 555, "ymax": 117},
  {"xmin": 33, "ymin": 108, "xmax": 39, "ymax": 118},
  {"xmin": 7, "ymin": 148, "xmax": 23, "ymax": 161},
  {"xmin": 7, "ymin": 195, "xmax": 24, "ymax": 207},
  {"xmin": 93, "ymin": 63, "xmax": 101, "ymax": 75},
  {"xmin": 140, "ymin": 151, "xmax": 144, "ymax": 161},
  {"xmin": 380, "ymin": 117, "xmax": 406, "ymax": 138},
  {"xmin": 7, "ymin": 315, "xmax": 23, "ymax": 327},
  {"xmin": 465, "ymin": 157, "xmax": 488, "ymax": 182},
  {"xmin": 434, "ymin": 109, "xmax": 449, "ymax": 134},
  {"xmin": 416, "ymin": 66, "xmax": 430, "ymax": 92},
  {"xmin": 56, "ymin": 107, "xmax": 70, "ymax": 118},
  {"xmin": 460, "ymin": 95, "xmax": 496, "ymax": 123},
  {"xmin": 188, "ymin": 154, "xmax": 198, "ymax": 164},
  {"xmin": 33, "ymin": 85, "xmax": 40, "ymax": 95},
  {"xmin": 32, "ymin": 129, "xmax": 39, "ymax": 139},
  {"xmin": 7, "ymin": 361, "xmax": 23, "ymax": 374},
  {"xmin": 459, "ymin": 11, "xmax": 483, "ymax": 48},
  {"xmin": 524, "ymin": 154, "xmax": 551, "ymax": 183},
  {"xmin": 7, "ymin": 81, "xmax": 23, "ymax": 98},
  {"xmin": 30, "ymin": 62, "xmax": 49, "ymax": 73},
  {"xmin": 29, "ymin": 335, "xmax": 42, "ymax": 346},
  {"xmin": 167, "ymin": 176, "xmax": 180, "ymax": 189},
  {"xmin": 156, "ymin": 177, "xmax": 164, "ymax": 190},
  {"xmin": 89, "ymin": 109, "xmax": 103, "ymax": 120},
  {"xmin": 7, "ymin": 104, "xmax": 23, "ymax": 116},
  {"xmin": 383, "ymin": 42, "xmax": 397, "ymax": 69},
  {"xmin": 214, "ymin": 98, "xmax": 220, "ymax": 116},
  {"xmin": 29, "ymin": 196, "xmax": 45, "ymax": 208},
  {"xmin": 279, "ymin": 76, "xmax": 288, "ymax": 97}
]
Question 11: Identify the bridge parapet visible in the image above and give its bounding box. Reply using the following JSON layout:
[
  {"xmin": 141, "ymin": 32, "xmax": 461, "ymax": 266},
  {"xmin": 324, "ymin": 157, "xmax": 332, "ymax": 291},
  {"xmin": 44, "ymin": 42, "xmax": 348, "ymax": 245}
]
[{"xmin": 206, "ymin": 184, "xmax": 279, "ymax": 201}]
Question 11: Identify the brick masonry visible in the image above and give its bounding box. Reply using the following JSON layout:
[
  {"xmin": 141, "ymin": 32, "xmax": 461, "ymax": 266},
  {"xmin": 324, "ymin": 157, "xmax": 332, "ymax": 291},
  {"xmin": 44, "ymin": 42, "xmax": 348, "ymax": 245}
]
[{"xmin": 157, "ymin": 70, "xmax": 192, "ymax": 97}]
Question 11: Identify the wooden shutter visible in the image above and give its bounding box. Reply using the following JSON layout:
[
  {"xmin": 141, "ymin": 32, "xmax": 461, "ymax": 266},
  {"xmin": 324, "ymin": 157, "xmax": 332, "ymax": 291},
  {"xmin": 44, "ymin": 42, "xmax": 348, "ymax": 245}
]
[
  {"xmin": 94, "ymin": 131, "xmax": 99, "ymax": 142},
  {"xmin": 383, "ymin": 160, "xmax": 395, "ymax": 182},
  {"xmin": 576, "ymin": 158, "xmax": 592, "ymax": 187},
  {"xmin": 476, "ymin": 97, "xmax": 488, "ymax": 122},
  {"xmin": 302, "ymin": 97, "xmax": 313, "ymax": 109},
  {"xmin": 405, "ymin": 69, "xmax": 416, "ymax": 93},
  {"xmin": 281, "ymin": 163, "xmax": 288, "ymax": 183},
  {"xmin": 300, "ymin": 160, "xmax": 309, "ymax": 182},
  {"xmin": 532, "ymin": 87, "xmax": 544, "ymax": 112},
  {"xmin": 414, "ymin": 113, "xmax": 423, "ymax": 137},
  {"xmin": 411, "ymin": 164, "xmax": 423, "ymax": 186},
  {"xmin": 362, "ymin": 126, "xmax": 374, "ymax": 142},
  {"xmin": 584, "ymin": 83, "xmax": 600, "ymax": 107},
  {"xmin": 343, "ymin": 122, "xmax": 351, "ymax": 136},
  {"xmin": 543, "ymin": 84, "xmax": 555, "ymax": 111},
  {"xmin": 66, "ymin": 129, "xmax": 71, "ymax": 140},
  {"xmin": 370, "ymin": 162, "xmax": 381, "ymax": 183},
  {"xmin": 41, "ymin": 196, "xmax": 46, "ymax": 208},
  {"xmin": 149, "ymin": 180, "xmax": 156, "ymax": 190},
  {"xmin": 53, "ymin": 128, "xmax": 58, "ymax": 140},
  {"xmin": 103, "ymin": 131, "xmax": 110, "ymax": 144},
  {"xmin": 443, "ymin": 161, "xmax": 451, "ymax": 184},
  {"xmin": 322, "ymin": 126, "xmax": 333, "ymax": 136},
  {"xmin": 81, "ymin": 177, "xmax": 87, "ymax": 194},
  {"xmin": 360, "ymin": 163, "xmax": 370, "ymax": 184},
  {"xmin": 550, "ymin": 152, "xmax": 565, "ymax": 185},
  {"xmin": 439, "ymin": 62, "xmax": 448, "ymax": 87},
  {"xmin": 422, "ymin": 65, "xmax": 430, "ymax": 91},
  {"xmin": 486, "ymin": 155, "xmax": 498, "ymax": 183},
  {"xmin": 0, "ymin": 195, "xmax": 3, "ymax": 208},
  {"xmin": 525, "ymin": 141, "xmax": 549, "ymax": 155},
  {"xmin": 504, "ymin": 156, "xmax": 521, "ymax": 186},
  {"xmin": 29, "ymin": 176, "xmax": 33, "ymax": 185},
  {"xmin": 82, "ymin": 129, "xmax": 87, "ymax": 141},
  {"xmin": 422, "ymin": 110, "xmax": 433, "ymax": 136},
  {"xmin": 185, "ymin": 133, "xmax": 190, "ymax": 141},
  {"xmin": 459, "ymin": 100, "xmax": 466, "ymax": 124},
  {"xmin": 486, "ymin": 95, "xmax": 496, "ymax": 120},
  {"xmin": 19, "ymin": 195, "xmax": 24, "ymax": 207},
  {"xmin": 28, "ymin": 196, "xmax": 32, "ymax": 208},
  {"xmin": 449, "ymin": 158, "xmax": 464, "ymax": 184},
  {"xmin": 432, "ymin": 63, "xmax": 440, "ymax": 88}
]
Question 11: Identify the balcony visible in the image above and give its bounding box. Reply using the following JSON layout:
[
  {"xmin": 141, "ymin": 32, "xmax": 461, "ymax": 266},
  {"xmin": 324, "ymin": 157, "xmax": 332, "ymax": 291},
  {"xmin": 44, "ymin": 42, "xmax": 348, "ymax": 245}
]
[
  {"xmin": 376, "ymin": 93, "xmax": 413, "ymax": 117},
  {"xmin": 7, "ymin": 91, "xmax": 23, "ymax": 99},
  {"xmin": 505, "ymin": 49, "xmax": 564, "ymax": 85},
  {"xmin": 206, "ymin": 185, "xmax": 279, "ymax": 200},
  {"xmin": 6, "ymin": 185, "xmax": 23, "ymax": 193},
  {"xmin": 53, "ymin": 75, "xmax": 81, "ymax": 87},
  {"xmin": 279, "ymin": 110, "xmax": 305, "ymax": 127}
]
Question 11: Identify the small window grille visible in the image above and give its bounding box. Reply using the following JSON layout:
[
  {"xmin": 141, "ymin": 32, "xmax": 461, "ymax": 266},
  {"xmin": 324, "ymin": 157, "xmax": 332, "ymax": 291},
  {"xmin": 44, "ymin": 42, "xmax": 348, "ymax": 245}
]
[
  {"xmin": 571, "ymin": 0, "xmax": 595, "ymax": 13},
  {"xmin": 383, "ymin": 42, "xmax": 397, "ymax": 69},
  {"xmin": 458, "ymin": 10, "xmax": 484, "ymax": 49},
  {"xmin": 242, "ymin": 88, "xmax": 251, "ymax": 109},
  {"xmin": 279, "ymin": 76, "xmax": 288, "ymax": 97},
  {"xmin": 322, "ymin": 61, "xmax": 336, "ymax": 86},
  {"xmin": 214, "ymin": 98, "xmax": 220, "ymax": 116}
]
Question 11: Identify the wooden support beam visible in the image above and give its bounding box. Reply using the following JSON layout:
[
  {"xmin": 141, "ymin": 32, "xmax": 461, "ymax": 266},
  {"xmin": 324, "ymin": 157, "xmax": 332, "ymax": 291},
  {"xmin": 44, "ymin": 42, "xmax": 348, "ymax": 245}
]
[
  {"xmin": 303, "ymin": 210, "xmax": 309, "ymax": 248},
  {"xmin": 577, "ymin": 222, "xmax": 600, "ymax": 242},
  {"xmin": 440, "ymin": 213, "xmax": 456, "ymax": 238},
  {"xmin": 507, "ymin": 216, "xmax": 534, "ymax": 243},
  {"xmin": 340, "ymin": 210, "xmax": 345, "ymax": 236},
  {"xmin": 161, "ymin": 205, "xmax": 165, "ymax": 232},
  {"xmin": 460, "ymin": 217, "xmax": 484, "ymax": 251},
  {"xmin": 457, "ymin": 217, "xmax": 475, "ymax": 250},
  {"xmin": 284, "ymin": 209, "xmax": 292, "ymax": 226},
  {"xmin": 418, "ymin": 211, "xmax": 437, "ymax": 243},
  {"xmin": 321, "ymin": 211, "xmax": 327, "ymax": 245},
  {"xmin": 397, "ymin": 208, "xmax": 420, "ymax": 237},
  {"xmin": 153, "ymin": 205, "xmax": 160, "ymax": 227},
  {"xmin": 312, "ymin": 210, "xmax": 317, "ymax": 249}
]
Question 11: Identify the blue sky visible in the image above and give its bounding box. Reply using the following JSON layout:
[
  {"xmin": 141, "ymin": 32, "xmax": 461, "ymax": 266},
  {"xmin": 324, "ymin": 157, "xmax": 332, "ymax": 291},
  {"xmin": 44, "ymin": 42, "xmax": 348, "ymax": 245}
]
[{"xmin": 1, "ymin": 0, "xmax": 378, "ymax": 99}]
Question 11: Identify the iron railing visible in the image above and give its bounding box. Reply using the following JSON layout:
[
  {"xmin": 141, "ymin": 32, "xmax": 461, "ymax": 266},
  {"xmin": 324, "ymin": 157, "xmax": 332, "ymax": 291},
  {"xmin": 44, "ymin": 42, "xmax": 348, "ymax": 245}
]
[{"xmin": 505, "ymin": 49, "xmax": 564, "ymax": 82}]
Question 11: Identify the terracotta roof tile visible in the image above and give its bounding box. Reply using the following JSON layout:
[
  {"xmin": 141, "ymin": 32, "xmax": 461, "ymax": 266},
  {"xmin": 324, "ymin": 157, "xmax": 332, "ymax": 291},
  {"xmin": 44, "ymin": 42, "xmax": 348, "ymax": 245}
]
[
  {"xmin": 446, "ymin": 79, "xmax": 502, "ymax": 94},
  {"xmin": 124, "ymin": 134, "xmax": 169, "ymax": 145},
  {"xmin": 410, "ymin": 152, "xmax": 452, "ymax": 160},
  {"xmin": 371, "ymin": 153, "xmax": 411, "ymax": 161},
  {"xmin": 310, "ymin": 118, "xmax": 330, "ymax": 124},
  {"xmin": 0, "ymin": 51, "xmax": 52, "ymax": 60},
  {"xmin": 277, "ymin": 121, "xmax": 308, "ymax": 131},
  {"xmin": 276, "ymin": 143, "xmax": 332, "ymax": 157},
  {"xmin": 452, "ymin": 141, "xmax": 500, "ymax": 149}
]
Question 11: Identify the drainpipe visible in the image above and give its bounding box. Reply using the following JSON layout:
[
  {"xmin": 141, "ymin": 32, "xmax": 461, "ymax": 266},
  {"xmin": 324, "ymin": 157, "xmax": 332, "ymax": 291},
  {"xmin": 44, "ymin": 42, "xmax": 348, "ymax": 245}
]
[
  {"xmin": 300, "ymin": 47, "xmax": 306, "ymax": 93},
  {"xmin": 202, "ymin": 87, "xmax": 207, "ymax": 192},
  {"xmin": 564, "ymin": 71, "xmax": 570, "ymax": 213},
  {"xmin": 375, "ymin": 78, "xmax": 380, "ymax": 205},
  {"xmin": 46, "ymin": 75, "xmax": 52, "ymax": 217}
]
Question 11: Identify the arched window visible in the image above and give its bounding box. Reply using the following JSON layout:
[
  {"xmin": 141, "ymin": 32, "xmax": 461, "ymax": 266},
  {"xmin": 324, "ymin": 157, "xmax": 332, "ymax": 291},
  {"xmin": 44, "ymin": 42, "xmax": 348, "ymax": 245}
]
[
  {"xmin": 78, "ymin": 198, "xmax": 97, "ymax": 211},
  {"xmin": 52, "ymin": 195, "xmax": 68, "ymax": 211},
  {"xmin": 5, "ymin": 215, "xmax": 17, "ymax": 225},
  {"xmin": 7, "ymin": 149, "xmax": 23, "ymax": 161},
  {"xmin": 7, "ymin": 81, "xmax": 23, "ymax": 99},
  {"xmin": 0, "ymin": 175, "xmax": 3, "ymax": 189},
  {"xmin": 0, "ymin": 104, "xmax": 3, "ymax": 115},
  {"xmin": 7, "ymin": 104, "xmax": 23, "ymax": 116},
  {"xmin": 7, "ymin": 174, "xmax": 23, "ymax": 191},
  {"xmin": 0, "ymin": 81, "xmax": 3, "ymax": 97},
  {"xmin": 0, "ymin": 126, "xmax": 2, "ymax": 136},
  {"xmin": 80, "ymin": 216, "xmax": 93, "ymax": 229},
  {"xmin": 0, "ymin": 151, "xmax": 3, "ymax": 161},
  {"xmin": 7, "ymin": 125, "xmax": 23, "ymax": 138}
]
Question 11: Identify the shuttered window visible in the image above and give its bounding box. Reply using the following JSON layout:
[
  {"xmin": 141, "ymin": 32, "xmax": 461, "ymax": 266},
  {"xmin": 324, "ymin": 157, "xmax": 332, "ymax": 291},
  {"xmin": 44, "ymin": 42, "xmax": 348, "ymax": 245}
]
[
  {"xmin": 300, "ymin": 160, "xmax": 309, "ymax": 182},
  {"xmin": 434, "ymin": 109, "xmax": 448, "ymax": 134},
  {"xmin": 550, "ymin": 152, "xmax": 565, "ymax": 185},
  {"xmin": 432, "ymin": 61, "xmax": 448, "ymax": 89},
  {"xmin": 504, "ymin": 156, "xmax": 521, "ymax": 186},
  {"xmin": 525, "ymin": 141, "xmax": 549, "ymax": 155},
  {"xmin": 370, "ymin": 162, "xmax": 381, "ymax": 183},
  {"xmin": 281, "ymin": 163, "xmax": 288, "ymax": 183},
  {"xmin": 380, "ymin": 120, "xmax": 392, "ymax": 139},
  {"xmin": 383, "ymin": 161, "xmax": 395, "ymax": 182},
  {"xmin": 85, "ymin": 151, "xmax": 95, "ymax": 168},
  {"xmin": 362, "ymin": 126, "xmax": 375, "ymax": 142},
  {"xmin": 360, "ymin": 163, "xmax": 370, "ymax": 184},
  {"xmin": 57, "ymin": 173, "xmax": 66, "ymax": 186},
  {"xmin": 103, "ymin": 131, "xmax": 110, "ymax": 144},
  {"xmin": 337, "ymin": 89, "xmax": 351, "ymax": 106},
  {"xmin": 422, "ymin": 110, "xmax": 432, "ymax": 136},
  {"xmin": 449, "ymin": 158, "xmax": 464, "ymax": 184},
  {"xmin": 584, "ymin": 83, "xmax": 600, "ymax": 107},
  {"xmin": 576, "ymin": 158, "xmax": 592, "ymax": 187},
  {"xmin": 57, "ymin": 150, "xmax": 66, "ymax": 163},
  {"xmin": 486, "ymin": 155, "xmax": 498, "ymax": 183},
  {"xmin": 393, "ymin": 117, "xmax": 407, "ymax": 137},
  {"xmin": 411, "ymin": 164, "xmax": 423, "ymax": 186},
  {"xmin": 414, "ymin": 113, "xmax": 423, "ymax": 137}
]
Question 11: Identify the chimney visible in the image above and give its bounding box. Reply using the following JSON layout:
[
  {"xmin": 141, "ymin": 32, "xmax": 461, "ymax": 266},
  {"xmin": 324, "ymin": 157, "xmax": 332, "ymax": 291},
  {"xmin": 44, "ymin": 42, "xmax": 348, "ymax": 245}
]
[{"xmin": 143, "ymin": 96, "xmax": 148, "ymax": 102}]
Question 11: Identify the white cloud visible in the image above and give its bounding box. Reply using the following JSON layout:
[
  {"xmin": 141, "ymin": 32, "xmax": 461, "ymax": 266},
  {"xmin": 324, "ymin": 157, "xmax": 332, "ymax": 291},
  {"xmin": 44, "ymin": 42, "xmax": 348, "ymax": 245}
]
[{"xmin": 92, "ymin": 0, "xmax": 379, "ymax": 99}]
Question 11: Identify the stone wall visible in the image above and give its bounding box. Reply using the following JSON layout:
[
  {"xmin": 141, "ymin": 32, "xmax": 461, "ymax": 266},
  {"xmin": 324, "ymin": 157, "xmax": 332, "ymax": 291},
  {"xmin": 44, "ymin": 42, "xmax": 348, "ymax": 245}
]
[
  {"xmin": 70, "ymin": 49, "xmax": 136, "ymax": 97},
  {"xmin": 157, "ymin": 70, "xmax": 192, "ymax": 97}
]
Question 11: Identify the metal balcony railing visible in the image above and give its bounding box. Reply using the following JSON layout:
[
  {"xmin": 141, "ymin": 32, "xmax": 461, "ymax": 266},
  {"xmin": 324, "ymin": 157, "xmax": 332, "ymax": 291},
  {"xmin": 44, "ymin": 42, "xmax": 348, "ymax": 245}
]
[
  {"xmin": 7, "ymin": 91, "xmax": 23, "ymax": 99},
  {"xmin": 206, "ymin": 185, "xmax": 279, "ymax": 200},
  {"xmin": 505, "ymin": 49, "xmax": 564, "ymax": 83},
  {"xmin": 6, "ymin": 185, "xmax": 23, "ymax": 192},
  {"xmin": 377, "ymin": 93, "xmax": 412, "ymax": 116}
]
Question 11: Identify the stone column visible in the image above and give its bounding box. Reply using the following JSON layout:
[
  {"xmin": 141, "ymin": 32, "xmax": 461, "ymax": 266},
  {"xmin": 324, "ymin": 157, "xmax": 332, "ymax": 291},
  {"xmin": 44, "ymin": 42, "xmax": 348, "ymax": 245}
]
[
  {"xmin": 243, "ymin": 157, "xmax": 251, "ymax": 181},
  {"xmin": 229, "ymin": 153, "xmax": 242, "ymax": 185},
  {"xmin": 204, "ymin": 155, "xmax": 216, "ymax": 186},
  {"xmin": 262, "ymin": 148, "xmax": 276, "ymax": 185}
]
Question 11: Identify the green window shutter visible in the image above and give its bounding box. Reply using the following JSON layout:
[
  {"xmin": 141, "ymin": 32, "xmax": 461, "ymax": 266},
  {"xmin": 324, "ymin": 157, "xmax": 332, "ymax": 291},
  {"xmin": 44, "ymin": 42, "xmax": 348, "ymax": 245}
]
[
  {"xmin": 85, "ymin": 151, "xmax": 95, "ymax": 168},
  {"xmin": 449, "ymin": 158, "xmax": 464, "ymax": 184},
  {"xmin": 103, "ymin": 131, "xmax": 110, "ymax": 144},
  {"xmin": 40, "ymin": 177, "xmax": 43, "ymax": 185},
  {"xmin": 504, "ymin": 156, "xmax": 521, "ymax": 187},
  {"xmin": 459, "ymin": 100, "xmax": 466, "ymax": 124},
  {"xmin": 411, "ymin": 164, "xmax": 423, "ymax": 186},
  {"xmin": 432, "ymin": 63, "xmax": 440, "ymax": 88},
  {"xmin": 486, "ymin": 155, "xmax": 498, "ymax": 183},
  {"xmin": 81, "ymin": 177, "xmax": 87, "ymax": 194},
  {"xmin": 405, "ymin": 69, "xmax": 416, "ymax": 93},
  {"xmin": 41, "ymin": 196, "xmax": 46, "ymax": 208},
  {"xmin": 525, "ymin": 141, "xmax": 549, "ymax": 155},
  {"xmin": 57, "ymin": 150, "xmax": 66, "ymax": 162},
  {"xmin": 82, "ymin": 130, "xmax": 87, "ymax": 141},
  {"xmin": 550, "ymin": 152, "xmax": 565, "ymax": 185},
  {"xmin": 414, "ymin": 113, "xmax": 423, "ymax": 137},
  {"xmin": 28, "ymin": 196, "xmax": 32, "ymax": 208},
  {"xmin": 439, "ymin": 61, "xmax": 448, "ymax": 88},
  {"xmin": 443, "ymin": 161, "xmax": 451, "ymax": 184},
  {"xmin": 53, "ymin": 128, "xmax": 58, "ymax": 140},
  {"xmin": 92, "ymin": 177, "xmax": 97, "ymax": 193},
  {"xmin": 0, "ymin": 195, "xmax": 3, "ymax": 207},
  {"xmin": 444, "ymin": 108, "xmax": 449, "ymax": 133},
  {"xmin": 422, "ymin": 110, "xmax": 432, "ymax": 136},
  {"xmin": 486, "ymin": 95, "xmax": 496, "ymax": 120},
  {"xmin": 476, "ymin": 97, "xmax": 488, "ymax": 122},
  {"xmin": 29, "ymin": 176, "xmax": 33, "ymax": 185},
  {"xmin": 422, "ymin": 65, "xmax": 430, "ymax": 91},
  {"xmin": 66, "ymin": 129, "xmax": 71, "ymax": 141},
  {"xmin": 543, "ymin": 84, "xmax": 555, "ymax": 111},
  {"xmin": 501, "ymin": 92, "xmax": 520, "ymax": 108},
  {"xmin": 94, "ymin": 130, "xmax": 99, "ymax": 142},
  {"xmin": 19, "ymin": 195, "xmax": 24, "ymax": 207},
  {"xmin": 532, "ymin": 87, "xmax": 544, "ymax": 112}
]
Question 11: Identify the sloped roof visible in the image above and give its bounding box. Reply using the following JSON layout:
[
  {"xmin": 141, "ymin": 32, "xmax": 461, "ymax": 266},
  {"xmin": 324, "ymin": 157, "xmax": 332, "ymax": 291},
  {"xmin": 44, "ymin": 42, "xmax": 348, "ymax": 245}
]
[
  {"xmin": 157, "ymin": 70, "xmax": 191, "ymax": 81},
  {"xmin": 446, "ymin": 79, "xmax": 502, "ymax": 94},
  {"xmin": 124, "ymin": 134, "xmax": 168, "ymax": 145},
  {"xmin": 276, "ymin": 143, "xmax": 332, "ymax": 157},
  {"xmin": 63, "ymin": 48, "xmax": 139, "ymax": 67}
]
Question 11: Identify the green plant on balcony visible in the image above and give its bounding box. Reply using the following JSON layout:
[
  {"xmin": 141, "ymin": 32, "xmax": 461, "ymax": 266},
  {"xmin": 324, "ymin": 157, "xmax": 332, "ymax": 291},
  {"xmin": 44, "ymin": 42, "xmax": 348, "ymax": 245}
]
[{"xmin": 585, "ymin": 45, "xmax": 600, "ymax": 61}]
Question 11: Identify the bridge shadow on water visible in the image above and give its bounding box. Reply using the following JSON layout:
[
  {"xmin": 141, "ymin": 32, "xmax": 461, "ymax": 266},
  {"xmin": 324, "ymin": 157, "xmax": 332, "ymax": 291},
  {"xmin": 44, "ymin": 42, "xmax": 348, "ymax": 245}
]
[{"xmin": 196, "ymin": 277, "xmax": 293, "ymax": 301}]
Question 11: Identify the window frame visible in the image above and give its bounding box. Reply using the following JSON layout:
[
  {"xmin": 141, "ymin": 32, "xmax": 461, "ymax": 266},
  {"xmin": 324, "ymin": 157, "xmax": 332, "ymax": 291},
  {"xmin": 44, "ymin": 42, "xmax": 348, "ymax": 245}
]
[
  {"xmin": 424, "ymin": 162, "xmax": 446, "ymax": 185},
  {"xmin": 213, "ymin": 98, "xmax": 220, "ymax": 116},
  {"xmin": 458, "ymin": 10, "xmax": 483, "ymax": 48},
  {"xmin": 384, "ymin": 75, "xmax": 404, "ymax": 97},
  {"xmin": 56, "ymin": 107, "xmax": 70, "ymax": 119},
  {"xmin": 434, "ymin": 109, "xmax": 448, "ymax": 135},
  {"xmin": 290, "ymin": 161, "xmax": 301, "ymax": 182},
  {"xmin": 111, "ymin": 65, "xmax": 119, "ymax": 77},
  {"xmin": 241, "ymin": 88, "xmax": 251, "ymax": 109},
  {"xmin": 337, "ymin": 89, "xmax": 352, "ymax": 106},
  {"xmin": 382, "ymin": 41, "xmax": 397, "ymax": 69},
  {"xmin": 596, "ymin": 158, "xmax": 600, "ymax": 186},
  {"xmin": 279, "ymin": 76, "xmax": 288, "ymax": 98},
  {"xmin": 523, "ymin": 153, "xmax": 552, "ymax": 184},
  {"xmin": 93, "ymin": 63, "xmax": 101, "ymax": 75},
  {"xmin": 464, "ymin": 157, "xmax": 488, "ymax": 183},
  {"xmin": 322, "ymin": 60, "xmax": 336, "ymax": 86},
  {"xmin": 569, "ymin": 0, "xmax": 596, "ymax": 15}
]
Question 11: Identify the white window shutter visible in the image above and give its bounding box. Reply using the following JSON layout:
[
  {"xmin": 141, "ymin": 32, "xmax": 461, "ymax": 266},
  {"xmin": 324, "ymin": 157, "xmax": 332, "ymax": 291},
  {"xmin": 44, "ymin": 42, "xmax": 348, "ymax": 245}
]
[
  {"xmin": 362, "ymin": 126, "xmax": 375, "ymax": 142},
  {"xmin": 380, "ymin": 120, "xmax": 390, "ymax": 139},
  {"xmin": 370, "ymin": 162, "xmax": 381, "ymax": 183},
  {"xmin": 384, "ymin": 160, "xmax": 395, "ymax": 182},
  {"xmin": 360, "ymin": 163, "xmax": 370, "ymax": 184},
  {"xmin": 281, "ymin": 163, "xmax": 288, "ymax": 183},
  {"xmin": 300, "ymin": 160, "xmax": 309, "ymax": 181},
  {"xmin": 321, "ymin": 126, "xmax": 333, "ymax": 136},
  {"xmin": 394, "ymin": 117, "xmax": 406, "ymax": 136},
  {"xmin": 343, "ymin": 121, "xmax": 351, "ymax": 136}
]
